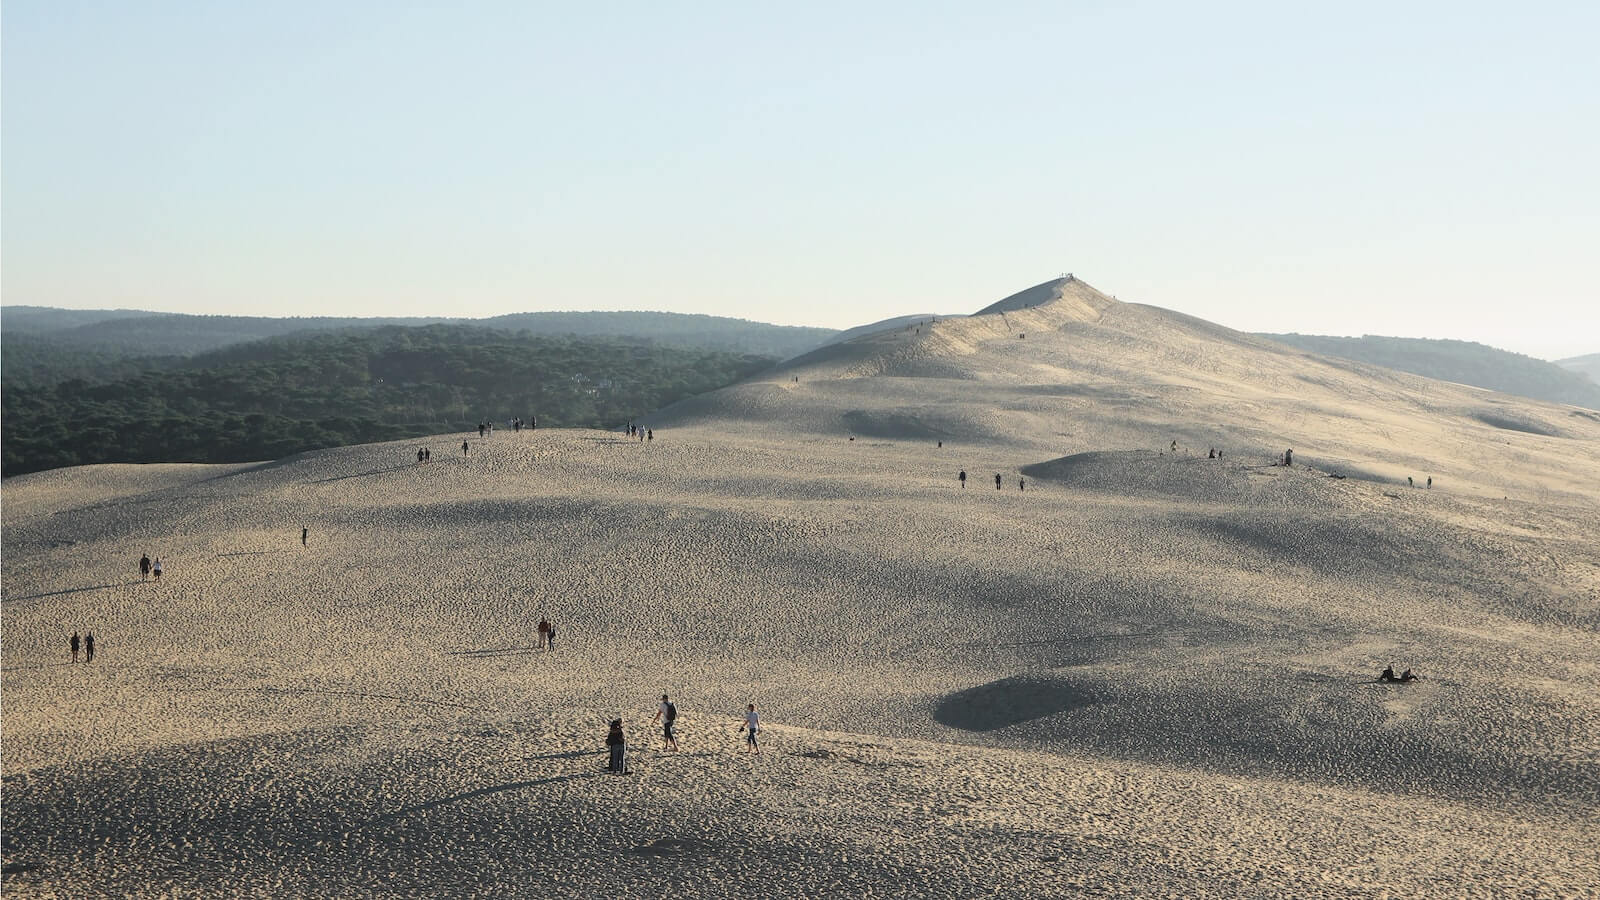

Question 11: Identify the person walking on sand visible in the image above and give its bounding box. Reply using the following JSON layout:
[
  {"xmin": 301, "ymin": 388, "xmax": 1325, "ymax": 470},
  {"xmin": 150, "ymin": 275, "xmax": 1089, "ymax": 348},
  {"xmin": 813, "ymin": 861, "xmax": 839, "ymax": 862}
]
[
  {"xmin": 152, "ymin": 557, "xmax": 163, "ymax": 580},
  {"xmin": 605, "ymin": 719, "xmax": 628, "ymax": 774},
  {"xmin": 653, "ymin": 694, "xmax": 679, "ymax": 751},
  {"xmin": 1427, "ymin": 476, "xmax": 1433, "ymax": 489},
  {"xmin": 462, "ymin": 440, "xmax": 469, "ymax": 457},
  {"xmin": 546, "ymin": 621, "xmax": 557, "ymax": 652},
  {"xmin": 1019, "ymin": 477, "xmax": 1025, "ymax": 492},
  {"xmin": 140, "ymin": 554, "xmax": 152, "ymax": 581},
  {"xmin": 995, "ymin": 473, "xmax": 1002, "ymax": 490},
  {"xmin": 70, "ymin": 631, "xmax": 81, "ymax": 663},
  {"xmin": 302, "ymin": 527, "xmax": 308, "ymax": 547},
  {"xmin": 85, "ymin": 631, "xmax": 95, "ymax": 663},
  {"xmin": 741, "ymin": 703, "xmax": 760, "ymax": 754},
  {"xmin": 537, "ymin": 617, "xmax": 550, "ymax": 650},
  {"xmin": 959, "ymin": 470, "xmax": 967, "ymax": 488},
  {"xmin": 1284, "ymin": 448, "xmax": 1293, "ymax": 467}
]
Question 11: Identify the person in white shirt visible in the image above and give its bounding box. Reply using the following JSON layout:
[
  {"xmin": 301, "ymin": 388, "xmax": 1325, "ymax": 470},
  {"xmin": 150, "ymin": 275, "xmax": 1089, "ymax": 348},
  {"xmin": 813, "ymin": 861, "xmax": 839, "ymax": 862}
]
[{"xmin": 741, "ymin": 703, "xmax": 760, "ymax": 754}]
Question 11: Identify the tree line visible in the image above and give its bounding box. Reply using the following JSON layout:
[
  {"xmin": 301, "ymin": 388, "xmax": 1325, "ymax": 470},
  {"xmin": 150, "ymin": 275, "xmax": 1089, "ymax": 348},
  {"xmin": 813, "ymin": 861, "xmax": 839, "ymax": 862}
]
[{"xmin": 2, "ymin": 325, "xmax": 773, "ymax": 476}]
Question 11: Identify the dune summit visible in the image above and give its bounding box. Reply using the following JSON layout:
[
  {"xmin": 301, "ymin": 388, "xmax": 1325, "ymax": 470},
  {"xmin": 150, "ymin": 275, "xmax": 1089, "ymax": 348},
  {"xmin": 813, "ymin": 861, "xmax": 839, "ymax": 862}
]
[{"xmin": 3, "ymin": 278, "xmax": 1598, "ymax": 898}]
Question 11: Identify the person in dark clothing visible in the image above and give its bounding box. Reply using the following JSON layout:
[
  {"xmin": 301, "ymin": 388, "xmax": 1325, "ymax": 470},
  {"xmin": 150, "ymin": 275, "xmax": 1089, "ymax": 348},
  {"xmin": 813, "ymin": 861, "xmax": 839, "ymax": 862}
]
[
  {"xmin": 1019, "ymin": 477, "xmax": 1025, "ymax": 492},
  {"xmin": 1380, "ymin": 665, "xmax": 1396, "ymax": 682},
  {"xmin": 70, "ymin": 631, "xmax": 81, "ymax": 663},
  {"xmin": 418, "ymin": 448, "xmax": 425, "ymax": 464},
  {"xmin": 1209, "ymin": 448, "xmax": 1215, "ymax": 459},
  {"xmin": 1427, "ymin": 477, "xmax": 1432, "ymax": 489},
  {"xmin": 547, "ymin": 622, "xmax": 557, "ymax": 651},
  {"xmin": 1284, "ymin": 448, "xmax": 1293, "ymax": 467},
  {"xmin": 647, "ymin": 429, "xmax": 653, "ymax": 442},
  {"xmin": 425, "ymin": 448, "xmax": 431, "ymax": 462},
  {"xmin": 959, "ymin": 470, "xmax": 966, "ymax": 488},
  {"xmin": 462, "ymin": 441, "xmax": 469, "ymax": 457},
  {"xmin": 140, "ymin": 554, "xmax": 152, "ymax": 581},
  {"xmin": 84, "ymin": 632, "xmax": 95, "ymax": 663},
  {"xmin": 605, "ymin": 719, "xmax": 628, "ymax": 774},
  {"xmin": 302, "ymin": 527, "xmax": 308, "ymax": 547},
  {"xmin": 478, "ymin": 423, "xmax": 486, "ymax": 438},
  {"xmin": 995, "ymin": 473, "xmax": 1002, "ymax": 490}
]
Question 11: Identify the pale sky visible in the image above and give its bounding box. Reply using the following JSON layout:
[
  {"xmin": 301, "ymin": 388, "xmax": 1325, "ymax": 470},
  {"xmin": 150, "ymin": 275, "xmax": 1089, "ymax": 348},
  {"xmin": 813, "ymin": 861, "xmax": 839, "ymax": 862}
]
[{"xmin": 4, "ymin": 2, "xmax": 1597, "ymax": 358}]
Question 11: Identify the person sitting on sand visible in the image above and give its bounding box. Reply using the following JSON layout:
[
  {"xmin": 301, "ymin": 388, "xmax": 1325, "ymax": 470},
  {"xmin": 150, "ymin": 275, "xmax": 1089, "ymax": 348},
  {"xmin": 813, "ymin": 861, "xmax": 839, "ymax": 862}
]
[
  {"xmin": 1400, "ymin": 669, "xmax": 1420, "ymax": 682},
  {"xmin": 1380, "ymin": 665, "xmax": 1396, "ymax": 682},
  {"xmin": 605, "ymin": 719, "xmax": 628, "ymax": 774}
]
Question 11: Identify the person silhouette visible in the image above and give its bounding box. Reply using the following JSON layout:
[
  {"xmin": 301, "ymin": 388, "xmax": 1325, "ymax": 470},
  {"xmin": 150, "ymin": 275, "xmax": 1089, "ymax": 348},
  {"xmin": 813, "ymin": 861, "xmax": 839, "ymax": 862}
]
[
  {"xmin": 70, "ymin": 631, "xmax": 81, "ymax": 663},
  {"xmin": 140, "ymin": 554, "xmax": 152, "ymax": 581},
  {"xmin": 995, "ymin": 473, "xmax": 1002, "ymax": 490},
  {"xmin": 462, "ymin": 441, "xmax": 470, "ymax": 457},
  {"xmin": 959, "ymin": 471, "xmax": 966, "ymax": 489},
  {"xmin": 84, "ymin": 632, "xmax": 95, "ymax": 663}
]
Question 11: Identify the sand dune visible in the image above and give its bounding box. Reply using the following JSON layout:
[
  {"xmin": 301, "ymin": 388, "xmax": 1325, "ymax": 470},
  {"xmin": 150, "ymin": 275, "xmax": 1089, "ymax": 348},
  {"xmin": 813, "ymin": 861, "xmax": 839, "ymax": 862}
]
[{"xmin": 4, "ymin": 278, "xmax": 1598, "ymax": 897}]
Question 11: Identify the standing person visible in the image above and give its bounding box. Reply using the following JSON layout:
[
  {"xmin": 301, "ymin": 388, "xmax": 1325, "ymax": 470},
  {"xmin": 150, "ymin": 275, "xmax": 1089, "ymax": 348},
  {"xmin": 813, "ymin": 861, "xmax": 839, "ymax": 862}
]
[
  {"xmin": 70, "ymin": 631, "xmax": 81, "ymax": 663},
  {"xmin": 478, "ymin": 423, "xmax": 486, "ymax": 438},
  {"xmin": 647, "ymin": 429, "xmax": 653, "ymax": 442},
  {"xmin": 418, "ymin": 448, "xmax": 425, "ymax": 464},
  {"xmin": 152, "ymin": 558, "xmax": 163, "ymax": 580},
  {"xmin": 84, "ymin": 631, "xmax": 95, "ymax": 663},
  {"xmin": 653, "ymin": 694, "xmax": 679, "ymax": 751},
  {"xmin": 1284, "ymin": 448, "xmax": 1293, "ymax": 467},
  {"xmin": 1427, "ymin": 476, "xmax": 1433, "ymax": 489},
  {"xmin": 546, "ymin": 621, "xmax": 557, "ymax": 652},
  {"xmin": 537, "ymin": 617, "xmax": 551, "ymax": 650},
  {"xmin": 425, "ymin": 448, "xmax": 431, "ymax": 462},
  {"xmin": 301, "ymin": 527, "xmax": 308, "ymax": 547},
  {"xmin": 462, "ymin": 441, "xmax": 470, "ymax": 457},
  {"xmin": 958, "ymin": 470, "xmax": 966, "ymax": 489},
  {"xmin": 140, "ymin": 554, "xmax": 152, "ymax": 581},
  {"xmin": 605, "ymin": 719, "xmax": 628, "ymax": 774},
  {"xmin": 1019, "ymin": 477, "xmax": 1025, "ymax": 492},
  {"xmin": 741, "ymin": 703, "xmax": 760, "ymax": 754},
  {"xmin": 995, "ymin": 473, "xmax": 1002, "ymax": 490}
]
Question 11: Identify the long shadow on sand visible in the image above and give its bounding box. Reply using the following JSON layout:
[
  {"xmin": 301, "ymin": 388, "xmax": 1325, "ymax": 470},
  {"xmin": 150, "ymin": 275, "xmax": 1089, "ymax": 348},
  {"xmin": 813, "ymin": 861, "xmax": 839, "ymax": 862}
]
[
  {"xmin": 934, "ymin": 675, "xmax": 1097, "ymax": 732},
  {"xmin": 2, "ymin": 581, "xmax": 141, "ymax": 604},
  {"xmin": 307, "ymin": 464, "xmax": 413, "ymax": 485},
  {"xmin": 446, "ymin": 646, "xmax": 541, "ymax": 658},
  {"xmin": 366, "ymin": 775, "xmax": 585, "ymax": 825}
]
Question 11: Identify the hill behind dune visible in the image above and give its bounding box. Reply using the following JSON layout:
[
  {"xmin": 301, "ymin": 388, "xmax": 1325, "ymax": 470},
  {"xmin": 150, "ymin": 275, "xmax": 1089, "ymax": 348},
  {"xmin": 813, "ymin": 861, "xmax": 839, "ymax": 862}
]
[{"xmin": 4, "ymin": 277, "xmax": 1598, "ymax": 898}]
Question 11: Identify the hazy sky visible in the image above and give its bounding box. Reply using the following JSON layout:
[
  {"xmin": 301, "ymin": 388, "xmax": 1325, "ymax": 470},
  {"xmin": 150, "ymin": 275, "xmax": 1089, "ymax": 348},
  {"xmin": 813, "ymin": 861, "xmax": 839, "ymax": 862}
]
[{"xmin": 5, "ymin": 2, "xmax": 1597, "ymax": 358}]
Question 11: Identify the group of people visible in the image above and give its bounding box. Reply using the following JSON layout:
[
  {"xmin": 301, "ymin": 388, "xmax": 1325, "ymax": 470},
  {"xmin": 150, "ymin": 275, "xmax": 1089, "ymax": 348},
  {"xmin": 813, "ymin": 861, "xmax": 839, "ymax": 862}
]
[
  {"xmin": 604, "ymin": 696, "xmax": 760, "ymax": 774},
  {"xmin": 624, "ymin": 424, "xmax": 653, "ymax": 442},
  {"xmin": 510, "ymin": 417, "xmax": 535, "ymax": 432},
  {"xmin": 416, "ymin": 447, "xmax": 433, "ymax": 463},
  {"xmin": 1379, "ymin": 665, "xmax": 1422, "ymax": 683},
  {"xmin": 536, "ymin": 617, "xmax": 559, "ymax": 651},
  {"xmin": 68, "ymin": 630, "xmax": 97, "ymax": 663},
  {"xmin": 955, "ymin": 471, "xmax": 1024, "ymax": 491},
  {"xmin": 138, "ymin": 554, "xmax": 163, "ymax": 580}
]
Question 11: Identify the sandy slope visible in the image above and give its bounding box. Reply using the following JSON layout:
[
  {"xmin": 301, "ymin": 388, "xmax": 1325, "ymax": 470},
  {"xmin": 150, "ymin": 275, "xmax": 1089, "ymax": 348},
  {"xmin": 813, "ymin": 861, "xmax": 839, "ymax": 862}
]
[{"xmin": 4, "ymin": 278, "xmax": 1599, "ymax": 897}]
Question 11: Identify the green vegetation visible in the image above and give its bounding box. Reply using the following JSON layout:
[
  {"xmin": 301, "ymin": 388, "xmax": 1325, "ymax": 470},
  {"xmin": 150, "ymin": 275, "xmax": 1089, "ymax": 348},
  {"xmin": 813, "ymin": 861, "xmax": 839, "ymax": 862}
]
[
  {"xmin": 1260, "ymin": 334, "xmax": 1600, "ymax": 410},
  {"xmin": 1, "ymin": 306, "xmax": 836, "ymax": 385},
  {"xmin": 2, "ymin": 326, "xmax": 774, "ymax": 476}
]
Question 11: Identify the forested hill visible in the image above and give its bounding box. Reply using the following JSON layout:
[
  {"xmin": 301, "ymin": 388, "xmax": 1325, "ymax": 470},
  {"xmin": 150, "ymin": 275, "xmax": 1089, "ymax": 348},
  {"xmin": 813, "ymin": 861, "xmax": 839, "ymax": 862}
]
[
  {"xmin": 1258, "ymin": 333, "xmax": 1600, "ymax": 410},
  {"xmin": 1, "ymin": 307, "xmax": 837, "ymax": 387},
  {"xmin": 1, "ymin": 325, "xmax": 774, "ymax": 477}
]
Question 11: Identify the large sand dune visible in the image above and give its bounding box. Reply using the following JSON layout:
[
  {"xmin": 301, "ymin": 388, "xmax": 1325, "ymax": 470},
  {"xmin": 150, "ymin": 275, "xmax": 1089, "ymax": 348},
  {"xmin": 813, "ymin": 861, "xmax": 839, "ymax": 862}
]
[{"xmin": 4, "ymin": 278, "xmax": 1598, "ymax": 897}]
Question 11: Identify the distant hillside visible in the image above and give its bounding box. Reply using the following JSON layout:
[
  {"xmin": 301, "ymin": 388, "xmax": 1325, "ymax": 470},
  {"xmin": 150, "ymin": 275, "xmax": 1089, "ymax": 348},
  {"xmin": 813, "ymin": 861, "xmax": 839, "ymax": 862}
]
[
  {"xmin": 480, "ymin": 311, "xmax": 836, "ymax": 358},
  {"xmin": 0, "ymin": 306, "xmax": 168, "ymax": 334},
  {"xmin": 1, "ymin": 307, "xmax": 839, "ymax": 387},
  {"xmin": 1258, "ymin": 334, "xmax": 1600, "ymax": 410},
  {"xmin": 1557, "ymin": 352, "xmax": 1600, "ymax": 384},
  {"xmin": 1, "ymin": 325, "xmax": 774, "ymax": 476}
]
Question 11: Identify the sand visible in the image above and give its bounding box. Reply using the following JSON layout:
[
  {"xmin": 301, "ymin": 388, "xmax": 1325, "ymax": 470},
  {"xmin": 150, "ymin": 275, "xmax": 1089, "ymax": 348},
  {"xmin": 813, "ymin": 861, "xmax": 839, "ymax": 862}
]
[{"xmin": 4, "ymin": 279, "xmax": 1598, "ymax": 897}]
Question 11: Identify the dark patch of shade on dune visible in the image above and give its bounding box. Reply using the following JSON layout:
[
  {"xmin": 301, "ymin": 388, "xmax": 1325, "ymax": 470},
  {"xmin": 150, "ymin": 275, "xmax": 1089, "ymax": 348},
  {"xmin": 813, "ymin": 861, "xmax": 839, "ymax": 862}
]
[
  {"xmin": 934, "ymin": 675, "xmax": 1097, "ymax": 731},
  {"xmin": 1472, "ymin": 412, "xmax": 1564, "ymax": 437}
]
